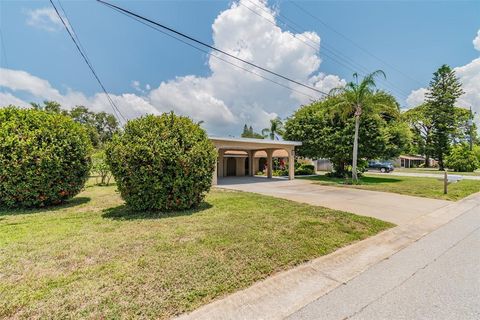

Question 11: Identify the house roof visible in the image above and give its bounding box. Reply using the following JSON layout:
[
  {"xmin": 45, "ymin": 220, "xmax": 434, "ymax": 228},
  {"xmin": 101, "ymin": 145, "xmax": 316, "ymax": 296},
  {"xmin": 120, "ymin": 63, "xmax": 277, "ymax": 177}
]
[
  {"xmin": 209, "ymin": 136, "xmax": 302, "ymax": 146},
  {"xmin": 224, "ymin": 150, "xmax": 289, "ymax": 158},
  {"xmin": 400, "ymin": 155, "xmax": 426, "ymax": 161}
]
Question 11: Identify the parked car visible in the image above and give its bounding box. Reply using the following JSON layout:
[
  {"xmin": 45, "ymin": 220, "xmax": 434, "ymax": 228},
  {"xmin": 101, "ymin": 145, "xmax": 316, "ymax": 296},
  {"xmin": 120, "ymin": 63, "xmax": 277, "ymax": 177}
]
[{"xmin": 367, "ymin": 160, "xmax": 394, "ymax": 173}]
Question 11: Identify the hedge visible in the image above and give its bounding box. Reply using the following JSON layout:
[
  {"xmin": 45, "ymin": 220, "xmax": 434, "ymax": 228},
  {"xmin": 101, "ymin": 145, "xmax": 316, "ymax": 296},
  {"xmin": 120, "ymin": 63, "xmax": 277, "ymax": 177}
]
[
  {"xmin": 0, "ymin": 106, "xmax": 92, "ymax": 208},
  {"xmin": 106, "ymin": 113, "xmax": 217, "ymax": 211}
]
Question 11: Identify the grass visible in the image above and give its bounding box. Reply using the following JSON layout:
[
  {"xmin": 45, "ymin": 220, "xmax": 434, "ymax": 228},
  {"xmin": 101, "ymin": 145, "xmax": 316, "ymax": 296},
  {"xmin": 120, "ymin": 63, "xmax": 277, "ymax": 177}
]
[
  {"xmin": 0, "ymin": 185, "xmax": 392, "ymax": 319},
  {"xmin": 303, "ymin": 174, "xmax": 480, "ymax": 201},
  {"xmin": 395, "ymin": 167, "xmax": 480, "ymax": 176}
]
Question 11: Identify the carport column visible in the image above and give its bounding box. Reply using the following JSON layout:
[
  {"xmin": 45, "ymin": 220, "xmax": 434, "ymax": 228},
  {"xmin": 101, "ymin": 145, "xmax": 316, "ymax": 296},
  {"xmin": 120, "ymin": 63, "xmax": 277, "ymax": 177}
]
[
  {"xmin": 248, "ymin": 151, "xmax": 254, "ymax": 176},
  {"xmin": 212, "ymin": 157, "xmax": 218, "ymax": 185},
  {"xmin": 218, "ymin": 149, "xmax": 225, "ymax": 179},
  {"xmin": 288, "ymin": 148, "xmax": 295, "ymax": 180},
  {"xmin": 266, "ymin": 149, "xmax": 273, "ymax": 179}
]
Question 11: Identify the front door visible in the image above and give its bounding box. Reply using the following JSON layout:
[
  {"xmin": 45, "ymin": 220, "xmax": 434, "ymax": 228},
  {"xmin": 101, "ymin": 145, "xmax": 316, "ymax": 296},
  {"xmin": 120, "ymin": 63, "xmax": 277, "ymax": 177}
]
[{"xmin": 226, "ymin": 158, "xmax": 236, "ymax": 176}]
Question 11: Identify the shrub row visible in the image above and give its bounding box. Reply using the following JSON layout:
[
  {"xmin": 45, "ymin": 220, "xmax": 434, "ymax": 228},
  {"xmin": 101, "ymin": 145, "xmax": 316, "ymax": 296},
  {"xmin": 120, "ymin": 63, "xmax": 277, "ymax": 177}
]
[
  {"xmin": 106, "ymin": 113, "xmax": 217, "ymax": 211},
  {"xmin": 0, "ymin": 107, "xmax": 91, "ymax": 208}
]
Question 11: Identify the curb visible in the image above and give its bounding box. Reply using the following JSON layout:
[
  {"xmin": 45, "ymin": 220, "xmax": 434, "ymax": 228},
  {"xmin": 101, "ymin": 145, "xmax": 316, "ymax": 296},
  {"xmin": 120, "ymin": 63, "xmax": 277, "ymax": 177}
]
[{"xmin": 176, "ymin": 194, "xmax": 480, "ymax": 320}]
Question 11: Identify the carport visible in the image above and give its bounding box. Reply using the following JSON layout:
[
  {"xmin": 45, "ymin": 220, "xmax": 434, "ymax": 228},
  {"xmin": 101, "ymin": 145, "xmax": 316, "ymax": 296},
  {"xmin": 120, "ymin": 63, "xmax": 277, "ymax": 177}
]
[{"xmin": 210, "ymin": 137, "xmax": 302, "ymax": 185}]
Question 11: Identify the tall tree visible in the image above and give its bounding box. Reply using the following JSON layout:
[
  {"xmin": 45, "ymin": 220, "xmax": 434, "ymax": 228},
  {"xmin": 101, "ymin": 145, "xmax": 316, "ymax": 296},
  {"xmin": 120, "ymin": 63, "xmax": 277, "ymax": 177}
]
[
  {"xmin": 28, "ymin": 101, "xmax": 119, "ymax": 147},
  {"xmin": 404, "ymin": 104, "xmax": 434, "ymax": 166},
  {"xmin": 31, "ymin": 101, "xmax": 65, "ymax": 114},
  {"xmin": 242, "ymin": 124, "xmax": 249, "ymax": 136},
  {"xmin": 241, "ymin": 124, "xmax": 264, "ymax": 139},
  {"xmin": 425, "ymin": 64, "xmax": 464, "ymax": 170},
  {"xmin": 284, "ymin": 95, "xmax": 410, "ymax": 177},
  {"xmin": 328, "ymin": 70, "xmax": 397, "ymax": 181},
  {"xmin": 262, "ymin": 117, "xmax": 284, "ymax": 140}
]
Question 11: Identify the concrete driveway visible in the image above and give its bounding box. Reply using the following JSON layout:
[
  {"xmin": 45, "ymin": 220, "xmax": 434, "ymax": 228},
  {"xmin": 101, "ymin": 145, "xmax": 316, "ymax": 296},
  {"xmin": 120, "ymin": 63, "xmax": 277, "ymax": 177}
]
[{"xmin": 217, "ymin": 177, "xmax": 451, "ymax": 225}]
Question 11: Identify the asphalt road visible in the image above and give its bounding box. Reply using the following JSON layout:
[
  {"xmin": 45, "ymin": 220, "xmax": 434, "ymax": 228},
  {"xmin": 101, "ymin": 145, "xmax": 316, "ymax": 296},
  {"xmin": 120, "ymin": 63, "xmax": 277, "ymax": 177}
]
[
  {"xmin": 288, "ymin": 195, "xmax": 480, "ymax": 320},
  {"xmin": 369, "ymin": 170, "xmax": 480, "ymax": 180}
]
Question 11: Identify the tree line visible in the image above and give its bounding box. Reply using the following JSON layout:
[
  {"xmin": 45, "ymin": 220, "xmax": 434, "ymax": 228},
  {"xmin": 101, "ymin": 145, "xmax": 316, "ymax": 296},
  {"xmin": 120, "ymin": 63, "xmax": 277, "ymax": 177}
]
[
  {"xmin": 31, "ymin": 101, "xmax": 120, "ymax": 148},
  {"xmin": 247, "ymin": 64, "xmax": 475, "ymax": 179}
]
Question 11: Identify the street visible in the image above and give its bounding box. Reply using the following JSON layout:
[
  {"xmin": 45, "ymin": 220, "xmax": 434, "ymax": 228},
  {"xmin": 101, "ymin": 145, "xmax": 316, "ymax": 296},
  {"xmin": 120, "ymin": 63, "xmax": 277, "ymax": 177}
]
[{"xmin": 288, "ymin": 195, "xmax": 480, "ymax": 320}]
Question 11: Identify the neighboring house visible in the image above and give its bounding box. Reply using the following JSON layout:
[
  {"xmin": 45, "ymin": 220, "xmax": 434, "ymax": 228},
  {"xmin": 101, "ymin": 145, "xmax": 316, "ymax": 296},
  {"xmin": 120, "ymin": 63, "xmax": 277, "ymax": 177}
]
[
  {"xmin": 313, "ymin": 159, "xmax": 333, "ymax": 171},
  {"xmin": 311, "ymin": 156, "xmax": 439, "ymax": 171},
  {"xmin": 394, "ymin": 155, "xmax": 437, "ymax": 168}
]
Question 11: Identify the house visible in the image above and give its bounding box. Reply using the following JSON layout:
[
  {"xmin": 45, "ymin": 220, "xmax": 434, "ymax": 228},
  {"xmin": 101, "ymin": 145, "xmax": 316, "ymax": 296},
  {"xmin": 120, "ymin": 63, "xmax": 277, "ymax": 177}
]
[
  {"xmin": 209, "ymin": 137, "xmax": 302, "ymax": 184},
  {"xmin": 394, "ymin": 155, "xmax": 437, "ymax": 168}
]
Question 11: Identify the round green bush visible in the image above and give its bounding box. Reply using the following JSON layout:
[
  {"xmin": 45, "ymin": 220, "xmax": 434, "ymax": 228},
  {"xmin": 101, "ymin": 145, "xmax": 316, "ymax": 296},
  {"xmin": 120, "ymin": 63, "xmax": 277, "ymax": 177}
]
[
  {"xmin": 0, "ymin": 106, "xmax": 92, "ymax": 208},
  {"xmin": 445, "ymin": 144, "xmax": 479, "ymax": 172},
  {"xmin": 105, "ymin": 113, "xmax": 217, "ymax": 211}
]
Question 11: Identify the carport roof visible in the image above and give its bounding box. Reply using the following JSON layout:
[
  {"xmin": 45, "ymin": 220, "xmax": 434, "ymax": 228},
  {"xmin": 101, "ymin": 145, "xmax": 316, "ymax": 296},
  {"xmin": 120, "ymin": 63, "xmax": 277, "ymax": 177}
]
[{"xmin": 209, "ymin": 136, "xmax": 302, "ymax": 147}]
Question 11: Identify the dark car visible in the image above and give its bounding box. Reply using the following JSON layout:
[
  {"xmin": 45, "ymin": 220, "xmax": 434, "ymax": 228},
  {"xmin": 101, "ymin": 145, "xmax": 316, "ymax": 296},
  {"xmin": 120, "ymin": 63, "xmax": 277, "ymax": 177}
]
[{"xmin": 367, "ymin": 160, "xmax": 394, "ymax": 173}]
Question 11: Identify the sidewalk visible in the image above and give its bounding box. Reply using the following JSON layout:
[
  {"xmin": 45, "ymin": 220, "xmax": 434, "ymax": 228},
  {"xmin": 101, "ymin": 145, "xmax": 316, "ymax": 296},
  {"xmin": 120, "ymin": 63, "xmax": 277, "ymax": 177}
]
[
  {"xmin": 289, "ymin": 192, "xmax": 480, "ymax": 319},
  {"xmin": 176, "ymin": 193, "xmax": 480, "ymax": 320}
]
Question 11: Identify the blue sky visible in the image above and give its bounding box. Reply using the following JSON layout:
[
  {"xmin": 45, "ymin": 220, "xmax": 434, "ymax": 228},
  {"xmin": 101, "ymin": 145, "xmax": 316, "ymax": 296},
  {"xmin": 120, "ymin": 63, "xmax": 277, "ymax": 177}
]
[{"xmin": 0, "ymin": 0, "xmax": 479, "ymax": 135}]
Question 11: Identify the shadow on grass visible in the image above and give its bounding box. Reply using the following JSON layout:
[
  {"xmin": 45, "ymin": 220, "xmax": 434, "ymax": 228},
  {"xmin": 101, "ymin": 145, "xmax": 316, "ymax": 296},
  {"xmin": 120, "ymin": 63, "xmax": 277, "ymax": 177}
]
[
  {"xmin": 359, "ymin": 176, "xmax": 403, "ymax": 184},
  {"xmin": 102, "ymin": 201, "xmax": 213, "ymax": 220},
  {"xmin": 0, "ymin": 197, "xmax": 91, "ymax": 217},
  {"xmin": 304, "ymin": 175, "xmax": 403, "ymax": 185}
]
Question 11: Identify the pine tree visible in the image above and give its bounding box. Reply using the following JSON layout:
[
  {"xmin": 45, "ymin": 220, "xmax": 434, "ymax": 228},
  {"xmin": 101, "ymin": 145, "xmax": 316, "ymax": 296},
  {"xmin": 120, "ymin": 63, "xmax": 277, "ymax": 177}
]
[
  {"xmin": 425, "ymin": 65, "xmax": 464, "ymax": 170},
  {"xmin": 242, "ymin": 124, "xmax": 248, "ymax": 137}
]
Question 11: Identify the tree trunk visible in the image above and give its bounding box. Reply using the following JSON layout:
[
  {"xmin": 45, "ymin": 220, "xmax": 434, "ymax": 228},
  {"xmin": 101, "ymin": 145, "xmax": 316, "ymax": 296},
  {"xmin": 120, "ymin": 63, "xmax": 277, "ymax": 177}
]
[
  {"xmin": 352, "ymin": 114, "xmax": 360, "ymax": 182},
  {"xmin": 424, "ymin": 134, "xmax": 431, "ymax": 168},
  {"xmin": 425, "ymin": 154, "xmax": 430, "ymax": 168}
]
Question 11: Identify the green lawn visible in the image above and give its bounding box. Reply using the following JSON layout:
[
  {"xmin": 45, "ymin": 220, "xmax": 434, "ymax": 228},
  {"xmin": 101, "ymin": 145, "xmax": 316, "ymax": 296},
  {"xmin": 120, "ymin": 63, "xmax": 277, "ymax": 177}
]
[
  {"xmin": 303, "ymin": 174, "xmax": 480, "ymax": 201},
  {"xmin": 395, "ymin": 167, "xmax": 480, "ymax": 176},
  {"xmin": 0, "ymin": 185, "xmax": 392, "ymax": 319}
]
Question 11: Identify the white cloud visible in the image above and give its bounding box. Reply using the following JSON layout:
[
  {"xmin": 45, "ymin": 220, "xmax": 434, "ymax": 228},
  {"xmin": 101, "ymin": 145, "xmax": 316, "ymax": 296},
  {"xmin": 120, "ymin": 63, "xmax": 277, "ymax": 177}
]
[
  {"xmin": 406, "ymin": 88, "xmax": 428, "ymax": 108},
  {"xmin": 0, "ymin": 92, "xmax": 30, "ymax": 108},
  {"xmin": 473, "ymin": 29, "xmax": 480, "ymax": 51},
  {"xmin": 455, "ymin": 58, "xmax": 480, "ymax": 109},
  {"xmin": 147, "ymin": 0, "xmax": 343, "ymax": 133},
  {"xmin": 25, "ymin": 7, "xmax": 65, "ymax": 32},
  {"xmin": 0, "ymin": 68, "xmax": 157, "ymax": 122},
  {"xmin": 5, "ymin": 0, "xmax": 344, "ymax": 135},
  {"xmin": 406, "ymin": 30, "xmax": 480, "ymax": 114}
]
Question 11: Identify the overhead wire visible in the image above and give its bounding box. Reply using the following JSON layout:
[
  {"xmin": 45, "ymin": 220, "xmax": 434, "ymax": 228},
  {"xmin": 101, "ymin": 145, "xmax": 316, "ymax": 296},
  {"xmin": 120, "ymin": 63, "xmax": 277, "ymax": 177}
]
[
  {"xmin": 103, "ymin": 4, "xmax": 318, "ymax": 101},
  {"xmin": 0, "ymin": 28, "xmax": 8, "ymax": 68},
  {"xmin": 97, "ymin": 0, "xmax": 329, "ymax": 98},
  {"xmin": 290, "ymin": 1, "xmax": 425, "ymax": 88},
  {"xmin": 50, "ymin": 0, "xmax": 126, "ymax": 123},
  {"xmin": 242, "ymin": 0, "xmax": 412, "ymax": 99}
]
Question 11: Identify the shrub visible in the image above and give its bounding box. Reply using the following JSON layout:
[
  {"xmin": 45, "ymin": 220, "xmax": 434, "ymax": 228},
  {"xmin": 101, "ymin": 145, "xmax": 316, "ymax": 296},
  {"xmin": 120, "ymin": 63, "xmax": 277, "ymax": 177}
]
[
  {"xmin": 106, "ymin": 113, "xmax": 217, "ymax": 211},
  {"xmin": 295, "ymin": 164, "xmax": 315, "ymax": 175},
  {"xmin": 445, "ymin": 144, "xmax": 479, "ymax": 172},
  {"xmin": 273, "ymin": 169, "xmax": 288, "ymax": 176},
  {"xmin": 92, "ymin": 150, "xmax": 112, "ymax": 186},
  {"xmin": 0, "ymin": 106, "xmax": 92, "ymax": 208}
]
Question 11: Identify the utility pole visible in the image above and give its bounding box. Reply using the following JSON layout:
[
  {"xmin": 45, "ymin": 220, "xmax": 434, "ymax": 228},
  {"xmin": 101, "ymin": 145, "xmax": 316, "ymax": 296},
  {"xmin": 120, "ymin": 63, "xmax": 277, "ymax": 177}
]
[{"xmin": 468, "ymin": 107, "xmax": 474, "ymax": 151}]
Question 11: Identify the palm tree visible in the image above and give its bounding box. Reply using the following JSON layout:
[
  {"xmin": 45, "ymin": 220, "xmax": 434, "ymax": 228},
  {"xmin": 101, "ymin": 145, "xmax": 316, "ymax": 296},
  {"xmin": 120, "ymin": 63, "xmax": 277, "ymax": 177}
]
[
  {"xmin": 262, "ymin": 117, "xmax": 284, "ymax": 140},
  {"xmin": 329, "ymin": 70, "xmax": 397, "ymax": 182}
]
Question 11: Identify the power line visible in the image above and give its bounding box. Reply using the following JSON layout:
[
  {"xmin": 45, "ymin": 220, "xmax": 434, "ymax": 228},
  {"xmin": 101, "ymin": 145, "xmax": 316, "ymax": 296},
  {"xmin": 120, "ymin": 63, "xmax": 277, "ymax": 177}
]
[
  {"xmin": 290, "ymin": 1, "xmax": 424, "ymax": 88},
  {"xmin": 97, "ymin": 0, "xmax": 329, "ymax": 97},
  {"xmin": 0, "ymin": 28, "xmax": 8, "ymax": 68},
  {"xmin": 50, "ymin": 0, "xmax": 126, "ymax": 123},
  {"xmin": 106, "ymin": 5, "xmax": 318, "ymax": 101},
  {"xmin": 242, "ymin": 0, "xmax": 412, "ymax": 99}
]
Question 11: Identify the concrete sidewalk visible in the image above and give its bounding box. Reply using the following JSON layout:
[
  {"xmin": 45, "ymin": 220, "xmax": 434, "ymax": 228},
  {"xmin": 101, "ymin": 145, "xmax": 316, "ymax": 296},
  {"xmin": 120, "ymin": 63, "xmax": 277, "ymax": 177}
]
[
  {"xmin": 289, "ymin": 193, "xmax": 480, "ymax": 320},
  {"xmin": 218, "ymin": 177, "xmax": 451, "ymax": 225},
  {"xmin": 176, "ymin": 192, "xmax": 479, "ymax": 320}
]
